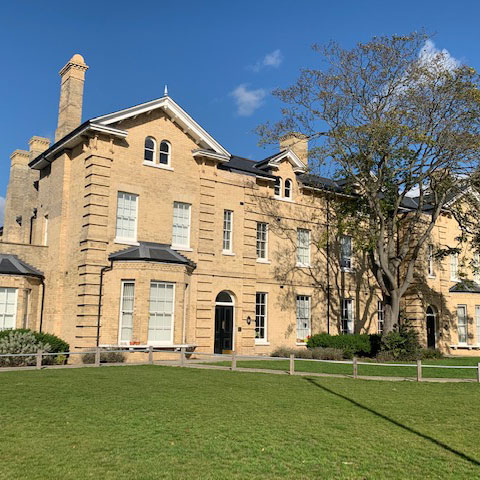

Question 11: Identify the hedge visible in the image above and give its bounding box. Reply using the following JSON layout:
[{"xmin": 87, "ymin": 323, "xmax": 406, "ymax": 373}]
[
  {"xmin": 0, "ymin": 329, "xmax": 69, "ymax": 353},
  {"xmin": 306, "ymin": 333, "xmax": 381, "ymax": 358}
]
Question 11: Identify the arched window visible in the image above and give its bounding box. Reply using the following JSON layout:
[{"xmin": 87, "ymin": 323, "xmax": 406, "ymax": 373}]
[
  {"xmin": 144, "ymin": 137, "xmax": 156, "ymax": 163},
  {"xmin": 159, "ymin": 141, "xmax": 171, "ymax": 165},
  {"xmin": 284, "ymin": 179, "xmax": 292, "ymax": 199},
  {"xmin": 215, "ymin": 291, "xmax": 234, "ymax": 304},
  {"xmin": 274, "ymin": 177, "xmax": 282, "ymax": 197}
]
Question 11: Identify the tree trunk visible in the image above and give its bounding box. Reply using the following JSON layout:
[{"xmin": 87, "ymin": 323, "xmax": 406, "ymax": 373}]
[{"xmin": 383, "ymin": 291, "xmax": 401, "ymax": 334}]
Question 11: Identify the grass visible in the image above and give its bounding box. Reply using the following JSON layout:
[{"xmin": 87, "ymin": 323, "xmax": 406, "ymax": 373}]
[
  {"xmin": 205, "ymin": 356, "xmax": 480, "ymax": 380},
  {"xmin": 1, "ymin": 366, "xmax": 480, "ymax": 479}
]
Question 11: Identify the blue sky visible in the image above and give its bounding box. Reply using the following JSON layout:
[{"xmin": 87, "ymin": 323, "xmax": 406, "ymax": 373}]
[{"xmin": 1, "ymin": 0, "xmax": 480, "ymax": 223}]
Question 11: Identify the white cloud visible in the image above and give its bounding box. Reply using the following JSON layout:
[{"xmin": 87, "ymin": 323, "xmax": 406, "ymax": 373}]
[
  {"xmin": 231, "ymin": 84, "xmax": 266, "ymax": 116},
  {"xmin": 249, "ymin": 49, "xmax": 283, "ymax": 72},
  {"xmin": 419, "ymin": 40, "xmax": 460, "ymax": 71},
  {"xmin": 0, "ymin": 196, "xmax": 5, "ymax": 226}
]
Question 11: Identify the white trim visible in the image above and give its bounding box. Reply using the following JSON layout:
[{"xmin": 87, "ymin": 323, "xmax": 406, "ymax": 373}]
[
  {"xmin": 143, "ymin": 161, "xmax": 174, "ymax": 171},
  {"xmin": 144, "ymin": 136, "xmax": 157, "ymax": 164},
  {"xmin": 259, "ymin": 149, "xmax": 307, "ymax": 173},
  {"xmin": 114, "ymin": 239, "xmax": 140, "ymax": 247},
  {"xmin": 457, "ymin": 304, "xmax": 468, "ymax": 345},
  {"xmin": 255, "ymin": 292, "xmax": 268, "ymax": 343},
  {"xmin": 147, "ymin": 281, "xmax": 176, "ymax": 346},
  {"xmin": 172, "ymin": 201, "xmax": 191, "ymax": 250},
  {"xmin": 118, "ymin": 280, "xmax": 135, "ymax": 345},
  {"xmin": 222, "ymin": 209, "xmax": 234, "ymax": 254},
  {"xmin": 215, "ymin": 291, "xmax": 236, "ymax": 351},
  {"xmin": 222, "ymin": 251, "xmax": 236, "ymax": 256},
  {"xmin": 171, "ymin": 246, "xmax": 193, "ymax": 252},
  {"xmin": 256, "ymin": 259, "xmax": 271, "ymax": 264},
  {"xmin": 92, "ymin": 96, "xmax": 230, "ymax": 157},
  {"xmin": 192, "ymin": 149, "xmax": 230, "ymax": 163},
  {"xmin": 115, "ymin": 191, "xmax": 139, "ymax": 244},
  {"xmin": 0, "ymin": 287, "xmax": 18, "ymax": 331},
  {"xmin": 159, "ymin": 140, "xmax": 172, "ymax": 167}
]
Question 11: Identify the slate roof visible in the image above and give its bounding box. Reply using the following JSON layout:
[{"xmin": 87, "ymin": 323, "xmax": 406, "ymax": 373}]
[
  {"xmin": 0, "ymin": 254, "xmax": 43, "ymax": 277},
  {"xmin": 109, "ymin": 242, "xmax": 195, "ymax": 268},
  {"xmin": 219, "ymin": 155, "xmax": 276, "ymax": 178},
  {"xmin": 449, "ymin": 280, "xmax": 480, "ymax": 293}
]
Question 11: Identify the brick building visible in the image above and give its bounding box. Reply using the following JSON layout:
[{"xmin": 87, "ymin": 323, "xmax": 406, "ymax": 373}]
[{"xmin": 1, "ymin": 54, "xmax": 479, "ymax": 355}]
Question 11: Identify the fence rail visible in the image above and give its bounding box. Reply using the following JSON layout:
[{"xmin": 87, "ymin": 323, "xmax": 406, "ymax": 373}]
[{"xmin": 0, "ymin": 348, "xmax": 479, "ymax": 382}]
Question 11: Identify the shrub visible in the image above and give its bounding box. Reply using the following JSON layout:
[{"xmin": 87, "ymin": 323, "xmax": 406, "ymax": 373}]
[
  {"xmin": 33, "ymin": 332, "xmax": 69, "ymax": 354},
  {"xmin": 271, "ymin": 346, "xmax": 295, "ymax": 358},
  {"xmin": 380, "ymin": 323, "xmax": 421, "ymax": 360},
  {"xmin": 419, "ymin": 348, "xmax": 443, "ymax": 360},
  {"xmin": 307, "ymin": 333, "xmax": 374, "ymax": 358},
  {"xmin": 310, "ymin": 347, "xmax": 344, "ymax": 361},
  {"xmin": 82, "ymin": 349, "xmax": 126, "ymax": 364},
  {"xmin": 0, "ymin": 331, "xmax": 51, "ymax": 367}
]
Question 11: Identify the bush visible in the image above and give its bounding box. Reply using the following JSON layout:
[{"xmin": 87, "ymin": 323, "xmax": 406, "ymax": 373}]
[
  {"xmin": 380, "ymin": 323, "xmax": 421, "ymax": 360},
  {"xmin": 0, "ymin": 331, "xmax": 51, "ymax": 367},
  {"xmin": 419, "ymin": 348, "xmax": 443, "ymax": 360},
  {"xmin": 82, "ymin": 349, "xmax": 126, "ymax": 364},
  {"xmin": 307, "ymin": 333, "xmax": 375, "ymax": 358},
  {"xmin": 310, "ymin": 347, "xmax": 344, "ymax": 360}
]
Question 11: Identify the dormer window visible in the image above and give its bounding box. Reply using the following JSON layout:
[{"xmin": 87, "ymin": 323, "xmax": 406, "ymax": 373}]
[
  {"xmin": 159, "ymin": 141, "xmax": 171, "ymax": 166},
  {"xmin": 274, "ymin": 177, "xmax": 282, "ymax": 197},
  {"xmin": 284, "ymin": 179, "xmax": 292, "ymax": 199},
  {"xmin": 144, "ymin": 137, "xmax": 156, "ymax": 163}
]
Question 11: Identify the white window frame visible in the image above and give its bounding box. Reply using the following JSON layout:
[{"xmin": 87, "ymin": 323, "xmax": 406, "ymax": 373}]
[
  {"xmin": 450, "ymin": 252, "xmax": 459, "ymax": 281},
  {"xmin": 222, "ymin": 210, "xmax": 234, "ymax": 254},
  {"xmin": 296, "ymin": 295, "xmax": 311, "ymax": 341},
  {"xmin": 457, "ymin": 304, "xmax": 468, "ymax": 345},
  {"xmin": 377, "ymin": 300, "xmax": 384, "ymax": 335},
  {"xmin": 341, "ymin": 298, "xmax": 354, "ymax": 334},
  {"xmin": 255, "ymin": 292, "xmax": 268, "ymax": 344},
  {"xmin": 427, "ymin": 244, "xmax": 435, "ymax": 277},
  {"xmin": 296, "ymin": 228, "xmax": 311, "ymax": 267},
  {"xmin": 340, "ymin": 235, "xmax": 353, "ymax": 271},
  {"xmin": 159, "ymin": 140, "xmax": 171, "ymax": 167},
  {"xmin": 474, "ymin": 253, "xmax": 480, "ymax": 284},
  {"xmin": 118, "ymin": 281, "xmax": 135, "ymax": 344},
  {"xmin": 274, "ymin": 177, "xmax": 282, "ymax": 197},
  {"xmin": 144, "ymin": 136, "xmax": 156, "ymax": 164},
  {"xmin": 476, "ymin": 305, "xmax": 480, "ymax": 345},
  {"xmin": 115, "ymin": 192, "xmax": 139, "ymax": 245},
  {"xmin": 256, "ymin": 222, "xmax": 268, "ymax": 262},
  {"xmin": 284, "ymin": 179, "xmax": 293, "ymax": 199},
  {"xmin": 0, "ymin": 287, "xmax": 18, "ymax": 331},
  {"xmin": 148, "ymin": 281, "xmax": 175, "ymax": 346},
  {"xmin": 172, "ymin": 202, "xmax": 191, "ymax": 250}
]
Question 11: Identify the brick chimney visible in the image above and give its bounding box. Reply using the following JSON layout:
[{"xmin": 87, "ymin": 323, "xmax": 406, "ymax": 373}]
[
  {"xmin": 55, "ymin": 54, "xmax": 88, "ymax": 142},
  {"xmin": 29, "ymin": 136, "xmax": 51, "ymax": 162},
  {"xmin": 280, "ymin": 133, "xmax": 308, "ymax": 166}
]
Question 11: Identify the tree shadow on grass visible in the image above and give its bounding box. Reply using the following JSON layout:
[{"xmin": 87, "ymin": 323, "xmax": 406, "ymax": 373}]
[{"xmin": 304, "ymin": 377, "xmax": 480, "ymax": 467}]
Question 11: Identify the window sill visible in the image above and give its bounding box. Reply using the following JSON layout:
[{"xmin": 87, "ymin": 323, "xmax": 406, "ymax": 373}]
[
  {"xmin": 222, "ymin": 251, "xmax": 235, "ymax": 256},
  {"xmin": 296, "ymin": 262, "xmax": 311, "ymax": 268},
  {"xmin": 341, "ymin": 267, "xmax": 354, "ymax": 273},
  {"xmin": 143, "ymin": 161, "xmax": 174, "ymax": 171},
  {"xmin": 114, "ymin": 238, "xmax": 139, "ymax": 246},
  {"xmin": 255, "ymin": 341, "xmax": 270, "ymax": 346},
  {"xmin": 256, "ymin": 258, "xmax": 270, "ymax": 264},
  {"xmin": 172, "ymin": 245, "xmax": 193, "ymax": 252},
  {"xmin": 274, "ymin": 196, "xmax": 294, "ymax": 203},
  {"xmin": 296, "ymin": 342, "xmax": 308, "ymax": 346},
  {"xmin": 428, "ymin": 275, "xmax": 436, "ymax": 279}
]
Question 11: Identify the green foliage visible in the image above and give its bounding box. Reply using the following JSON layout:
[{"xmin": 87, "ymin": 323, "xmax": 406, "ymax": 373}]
[
  {"xmin": 271, "ymin": 346, "xmax": 344, "ymax": 360},
  {"xmin": 0, "ymin": 329, "xmax": 69, "ymax": 353},
  {"xmin": 380, "ymin": 323, "xmax": 421, "ymax": 360},
  {"xmin": 306, "ymin": 333, "xmax": 377, "ymax": 358},
  {"xmin": 0, "ymin": 330, "xmax": 51, "ymax": 367},
  {"xmin": 82, "ymin": 349, "xmax": 126, "ymax": 364},
  {"xmin": 310, "ymin": 347, "xmax": 344, "ymax": 360},
  {"xmin": 419, "ymin": 348, "xmax": 444, "ymax": 360}
]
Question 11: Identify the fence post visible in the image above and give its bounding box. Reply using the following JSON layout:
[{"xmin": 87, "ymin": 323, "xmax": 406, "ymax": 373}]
[
  {"xmin": 95, "ymin": 347, "xmax": 101, "ymax": 367},
  {"xmin": 417, "ymin": 359, "xmax": 422, "ymax": 382},
  {"xmin": 353, "ymin": 356, "xmax": 358, "ymax": 379},
  {"xmin": 231, "ymin": 350, "xmax": 237, "ymax": 371},
  {"xmin": 477, "ymin": 362, "xmax": 480, "ymax": 383},
  {"xmin": 36, "ymin": 349, "xmax": 42, "ymax": 370},
  {"xmin": 148, "ymin": 345, "xmax": 154, "ymax": 365},
  {"xmin": 180, "ymin": 347, "xmax": 186, "ymax": 367},
  {"xmin": 289, "ymin": 354, "xmax": 295, "ymax": 375}
]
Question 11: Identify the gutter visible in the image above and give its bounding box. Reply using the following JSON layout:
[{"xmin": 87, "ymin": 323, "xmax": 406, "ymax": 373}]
[{"xmin": 39, "ymin": 277, "xmax": 46, "ymax": 333}]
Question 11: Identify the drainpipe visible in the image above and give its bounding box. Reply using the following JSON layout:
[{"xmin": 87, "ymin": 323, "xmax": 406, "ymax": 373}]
[
  {"xmin": 38, "ymin": 277, "xmax": 45, "ymax": 333},
  {"xmin": 326, "ymin": 194, "xmax": 331, "ymax": 334},
  {"xmin": 29, "ymin": 208, "xmax": 37, "ymax": 245},
  {"xmin": 96, "ymin": 261, "xmax": 113, "ymax": 347},
  {"xmin": 182, "ymin": 283, "xmax": 189, "ymax": 345}
]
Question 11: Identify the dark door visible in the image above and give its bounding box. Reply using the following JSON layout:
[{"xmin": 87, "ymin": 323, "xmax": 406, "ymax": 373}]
[
  {"xmin": 214, "ymin": 305, "xmax": 233, "ymax": 354},
  {"xmin": 426, "ymin": 309, "xmax": 436, "ymax": 349}
]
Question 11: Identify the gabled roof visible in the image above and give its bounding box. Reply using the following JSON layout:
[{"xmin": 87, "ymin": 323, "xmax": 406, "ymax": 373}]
[
  {"xmin": 109, "ymin": 242, "xmax": 196, "ymax": 268},
  {"xmin": 449, "ymin": 280, "xmax": 480, "ymax": 293},
  {"xmin": 219, "ymin": 155, "xmax": 276, "ymax": 179},
  {"xmin": 0, "ymin": 254, "xmax": 43, "ymax": 277},
  {"xmin": 256, "ymin": 149, "xmax": 307, "ymax": 173},
  {"xmin": 92, "ymin": 95, "xmax": 230, "ymax": 157}
]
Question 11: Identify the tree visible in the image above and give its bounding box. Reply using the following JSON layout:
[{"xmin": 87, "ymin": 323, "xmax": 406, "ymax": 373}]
[{"xmin": 257, "ymin": 33, "xmax": 480, "ymax": 333}]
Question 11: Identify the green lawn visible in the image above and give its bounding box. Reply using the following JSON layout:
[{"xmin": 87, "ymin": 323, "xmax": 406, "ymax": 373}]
[
  {"xmin": 1, "ymin": 366, "xmax": 480, "ymax": 479},
  {"xmin": 205, "ymin": 356, "xmax": 480, "ymax": 380}
]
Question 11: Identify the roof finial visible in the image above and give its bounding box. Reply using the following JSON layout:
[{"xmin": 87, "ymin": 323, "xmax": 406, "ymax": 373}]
[{"xmin": 164, "ymin": 84, "xmax": 168, "ymax": 96}]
